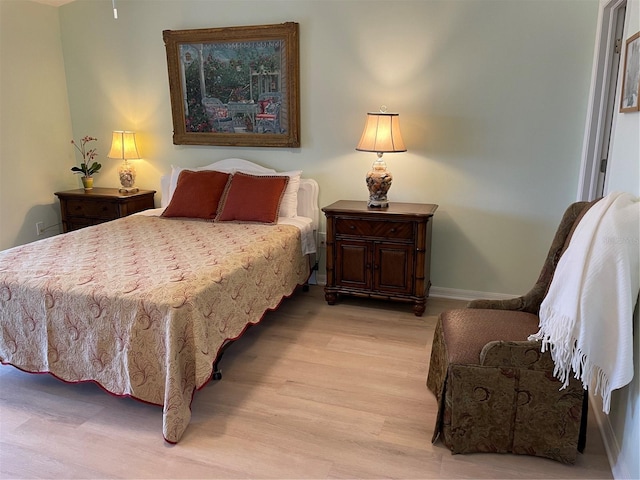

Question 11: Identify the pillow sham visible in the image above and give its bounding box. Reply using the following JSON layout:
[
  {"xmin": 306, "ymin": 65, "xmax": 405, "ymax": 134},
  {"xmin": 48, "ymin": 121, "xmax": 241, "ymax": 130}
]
[
  {"xmin": 216, "ymin": 172, "xmax": 289, "ymax": 224},
  {"xmin": 161, "ymin": 170, "xmax": 231, "ymax": 219},
  {"xmin": 249, "ymin": 170, "xmax": 302, "ymax": 218}
]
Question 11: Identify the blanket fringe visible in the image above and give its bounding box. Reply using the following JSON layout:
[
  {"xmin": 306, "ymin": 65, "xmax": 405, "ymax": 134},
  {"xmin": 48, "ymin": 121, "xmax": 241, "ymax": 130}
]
[
  {"xmin": 528, "ymin": 305, "xmax": 576, "ymax": 387},
  {"xmin": 570, "ymin": 345, "xmax": 612, "ymax": 413},
  {"xmin": 530, "ymin": 314, "xmax": 613, "ymax": 412}
]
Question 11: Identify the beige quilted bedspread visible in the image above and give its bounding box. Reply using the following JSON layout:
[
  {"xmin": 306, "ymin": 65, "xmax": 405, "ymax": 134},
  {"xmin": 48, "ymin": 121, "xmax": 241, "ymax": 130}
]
[{"xmin": 0, "ymin": 215, "xmax": 309, "ymax": 442}]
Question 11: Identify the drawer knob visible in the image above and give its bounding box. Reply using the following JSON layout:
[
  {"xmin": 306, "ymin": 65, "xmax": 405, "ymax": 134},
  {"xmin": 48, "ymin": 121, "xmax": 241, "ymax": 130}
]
[
  {"xmin": 349, "ymin": 225, "xmax": 355, "ymax": 230},
  {"xmin": 390, "ymin": 228, "xmax": 396, "ymax": 232}
]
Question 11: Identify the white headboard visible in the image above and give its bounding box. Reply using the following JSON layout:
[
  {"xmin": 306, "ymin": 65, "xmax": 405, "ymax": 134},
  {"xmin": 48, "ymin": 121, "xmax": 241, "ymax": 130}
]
[
  {"xmin": 159, "ymin": 159, "xmax": 319, "ymax": 230},
  {"xmin": 297, "ymin": 178, "xmax": 320, "ymax": 231}
]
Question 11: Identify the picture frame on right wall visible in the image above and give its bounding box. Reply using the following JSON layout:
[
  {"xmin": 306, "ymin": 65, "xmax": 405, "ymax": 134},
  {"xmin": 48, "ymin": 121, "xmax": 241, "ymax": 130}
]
[{"xmin": 620, "ymin": 31, "xmax": 640, "ymax": 113}]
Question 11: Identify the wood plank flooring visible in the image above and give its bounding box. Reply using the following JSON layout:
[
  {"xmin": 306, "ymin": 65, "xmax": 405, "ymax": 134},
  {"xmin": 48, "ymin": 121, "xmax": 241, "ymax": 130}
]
[{"xmin": 0, "ymin": 286, "xmax": 613, "ymax": 479}]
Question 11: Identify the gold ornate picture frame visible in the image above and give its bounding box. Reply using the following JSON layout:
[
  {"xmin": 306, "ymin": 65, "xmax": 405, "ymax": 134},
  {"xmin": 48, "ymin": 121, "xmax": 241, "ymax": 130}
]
[{"xmin": 163, "ymin": 22, "xmax": 300, "ymax": 147}]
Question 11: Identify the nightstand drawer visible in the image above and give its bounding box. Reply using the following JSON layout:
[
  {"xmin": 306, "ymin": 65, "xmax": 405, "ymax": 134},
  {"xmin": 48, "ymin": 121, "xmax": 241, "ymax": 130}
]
[
  {"xmin": 65, "ymin": 198, "xmax": 119, "ymax": 219},
  {"xmin": 335, "ymin": 218, "xmax": 413, "ymax": 240}
]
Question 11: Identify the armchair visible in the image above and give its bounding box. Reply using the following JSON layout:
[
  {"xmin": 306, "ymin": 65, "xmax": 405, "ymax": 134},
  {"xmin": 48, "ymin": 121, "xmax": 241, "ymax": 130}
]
[
  {"xmin": 202, "ymin": 97, "xmax": 234, "ymax": 133},
  {"xmin": 256, "ymin": 100, "xmax": 281, "ymax": 133},
  {"xmin": 426, "ymin": 200, "xmax": 598, "ymax": 464}
]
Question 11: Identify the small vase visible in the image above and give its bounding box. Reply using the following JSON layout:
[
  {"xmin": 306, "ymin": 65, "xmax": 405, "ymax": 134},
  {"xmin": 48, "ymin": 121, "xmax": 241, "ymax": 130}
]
[{"xmin": 81, "ymin": 176, "xmax": 94, "ymax": 190}]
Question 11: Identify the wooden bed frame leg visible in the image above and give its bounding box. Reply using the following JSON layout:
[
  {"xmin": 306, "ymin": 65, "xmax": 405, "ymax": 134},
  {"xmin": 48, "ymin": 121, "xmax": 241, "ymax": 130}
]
[{"xmin": 302, "ymin": 258, "xmax": 317, "ymax": 292}]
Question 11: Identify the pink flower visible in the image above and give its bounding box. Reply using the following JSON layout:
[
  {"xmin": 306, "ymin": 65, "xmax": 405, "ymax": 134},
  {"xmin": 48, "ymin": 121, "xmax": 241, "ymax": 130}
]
[
  {"xmin": 71, "ymin": 136, "xmax": 101, "ymax": 176},
  {"xmin": 71, "ymin": 136, "xmax": 98, "ymax": 161}
]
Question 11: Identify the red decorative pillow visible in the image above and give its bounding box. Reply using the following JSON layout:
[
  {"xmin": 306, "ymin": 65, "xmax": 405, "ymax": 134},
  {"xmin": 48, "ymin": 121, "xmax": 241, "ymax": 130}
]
[
  {"xmin": 216, "ymin": 172, "xmax": 290, "ymax": 223},
  {"xmin": 162, "ymin": 170, "xmax": 231, "ymax": 219}
]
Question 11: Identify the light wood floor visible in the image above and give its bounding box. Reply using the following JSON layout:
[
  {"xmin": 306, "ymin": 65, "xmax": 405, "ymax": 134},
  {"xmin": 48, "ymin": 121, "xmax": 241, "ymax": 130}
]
[{"xmin": 1, "ymin": 286, "xmax": 612, "ymax": 479}]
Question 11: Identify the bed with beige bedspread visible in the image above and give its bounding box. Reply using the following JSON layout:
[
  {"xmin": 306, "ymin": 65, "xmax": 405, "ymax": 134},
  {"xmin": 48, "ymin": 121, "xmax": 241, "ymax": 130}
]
[{"xmin": 0, "ymin": 159, "xmax": 318, "ymax": 443}]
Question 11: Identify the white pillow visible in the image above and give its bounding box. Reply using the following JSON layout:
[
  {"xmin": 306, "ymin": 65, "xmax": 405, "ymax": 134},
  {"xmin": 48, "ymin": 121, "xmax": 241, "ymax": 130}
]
[
  {"xmin": 166, "ymin": 159, "xmax": 276, "ymax": 205},
  {"xmin": 275, "ymin": 170, "xmax": 302, "ymax": 218}
]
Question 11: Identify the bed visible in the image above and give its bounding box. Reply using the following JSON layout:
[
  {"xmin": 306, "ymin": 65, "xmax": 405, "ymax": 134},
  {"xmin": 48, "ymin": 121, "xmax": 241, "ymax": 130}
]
[{"xmin": 0, "ymin": 158, "xmax": 319, "ymax": 443}]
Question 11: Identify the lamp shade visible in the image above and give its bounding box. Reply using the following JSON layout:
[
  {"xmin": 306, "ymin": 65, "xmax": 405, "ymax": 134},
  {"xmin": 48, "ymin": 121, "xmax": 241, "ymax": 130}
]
[
  {"xmin": 356, "ymin": 112, "xmax": 406, "ymax": 153},
  {"xmin": 107, "ymin": 131, "xmax": 140, "ymax": 159}
]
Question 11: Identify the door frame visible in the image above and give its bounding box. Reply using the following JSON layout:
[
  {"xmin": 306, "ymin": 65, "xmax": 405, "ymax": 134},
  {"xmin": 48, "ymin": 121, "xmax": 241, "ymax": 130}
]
[{"xmin": 577, "ymin": 0, "xmax": 627, "ymax": 201}]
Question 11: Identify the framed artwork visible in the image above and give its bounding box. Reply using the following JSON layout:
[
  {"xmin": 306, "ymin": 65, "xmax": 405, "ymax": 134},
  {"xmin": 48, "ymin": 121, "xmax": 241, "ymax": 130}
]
[
  {"xmin": 163, "ymin": 22, "xmax": 300, "ymax": 147},
  {"xmin": 620, "ymin": 31, "xmax": 640, "ymax": 113}
]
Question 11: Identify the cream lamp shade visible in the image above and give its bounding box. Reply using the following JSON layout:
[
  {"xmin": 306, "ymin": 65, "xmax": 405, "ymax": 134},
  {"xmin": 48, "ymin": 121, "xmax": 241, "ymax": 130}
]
[
  {"xmin": 108, "ymin": 130, "xmax": 141, "ymax": 193},
  {"xmin": 356, "ymin": 108, "xmax": 406, "ymax": 208}
]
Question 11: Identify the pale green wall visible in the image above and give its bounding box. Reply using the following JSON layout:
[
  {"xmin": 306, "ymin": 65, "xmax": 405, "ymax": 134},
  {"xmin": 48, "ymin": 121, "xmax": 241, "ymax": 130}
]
[
  {"xmin": 2, "ymin": 0, "xmax": 600, "ymax": 298},
  {"xmin": 0, "ymin": 0, "xmax": 76, "ymax": 249},
  {"xmin": 56, "ymin": 0, "xmax": 600, "ymax": 296}
]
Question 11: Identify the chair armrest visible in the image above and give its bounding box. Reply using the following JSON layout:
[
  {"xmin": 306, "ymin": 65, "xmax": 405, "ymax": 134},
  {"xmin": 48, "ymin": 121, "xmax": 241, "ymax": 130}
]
[
  {"xmin": 467, "ymin": 297, "xmax": 526, "ymax": 310},
  {"xmin": 467, "ymin": 282, "xmax": 547, "ymax": 314},
  {"xmin": 480, "ymin": 340, "xmax": 553, "ymax": 371}
]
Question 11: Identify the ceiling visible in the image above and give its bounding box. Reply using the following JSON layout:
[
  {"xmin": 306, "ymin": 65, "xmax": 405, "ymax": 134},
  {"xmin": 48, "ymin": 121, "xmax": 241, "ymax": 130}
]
[{"xmin": 31, "ymin": 0, "xmax": 76, "ymax": 6}]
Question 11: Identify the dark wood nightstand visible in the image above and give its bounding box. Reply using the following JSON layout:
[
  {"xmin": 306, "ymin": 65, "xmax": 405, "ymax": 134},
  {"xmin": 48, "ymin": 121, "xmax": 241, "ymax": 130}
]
[
  {"xmin": 322, "ymin": 200, "xmax": 438, "ymax": 316},
  {"xmin": 55, "ymin": 188, "xmax": 156, "ymax": 232}
]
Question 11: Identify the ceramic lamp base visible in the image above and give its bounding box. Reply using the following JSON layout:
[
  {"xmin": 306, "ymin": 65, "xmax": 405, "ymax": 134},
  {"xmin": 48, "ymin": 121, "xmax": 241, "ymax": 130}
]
[
  {"xmin": 118, "ymin": 159, "xmax": 137, "ymax": 193},
  {"xmin": 366, "ymin": 158, "xmax": 392, "ymax": 208}
]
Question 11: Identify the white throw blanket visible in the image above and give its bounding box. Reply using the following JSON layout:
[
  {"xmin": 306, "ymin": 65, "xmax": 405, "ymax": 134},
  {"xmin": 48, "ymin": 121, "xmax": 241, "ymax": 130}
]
[{"xmin": 529, "ymin": 192, "xmax": 640, "ymax": 413}]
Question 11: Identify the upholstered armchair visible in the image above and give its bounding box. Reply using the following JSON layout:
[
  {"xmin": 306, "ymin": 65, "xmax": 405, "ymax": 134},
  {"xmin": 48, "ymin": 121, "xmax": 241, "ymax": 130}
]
[{"xmin": 426, "ymin": 200, "xmax": 598, "ymax": 464}]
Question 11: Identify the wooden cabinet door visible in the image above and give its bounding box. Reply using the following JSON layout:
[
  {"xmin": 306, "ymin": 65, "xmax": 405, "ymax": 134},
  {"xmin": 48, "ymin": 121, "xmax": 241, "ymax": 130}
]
[
  {"xmin": 335, "ymin": 239, "xmax": 371, "ymax": 290},
  {"xmin": 374, "ymin": 242, "xmax": 414, "ymax": 295}
]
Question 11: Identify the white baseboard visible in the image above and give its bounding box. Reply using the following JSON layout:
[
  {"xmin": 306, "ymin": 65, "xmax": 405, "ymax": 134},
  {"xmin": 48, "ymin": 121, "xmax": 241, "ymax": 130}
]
[
  {"xmin": 429, "ymin": 286, "xmax": 514, "ymax": 301},
  {"xmin": 310, "ymin": 280, "xmax": 512, "ymax": 303},
  {"xmin": 590, "ymin": 395, "xmax": 627, "ymax": 480}
]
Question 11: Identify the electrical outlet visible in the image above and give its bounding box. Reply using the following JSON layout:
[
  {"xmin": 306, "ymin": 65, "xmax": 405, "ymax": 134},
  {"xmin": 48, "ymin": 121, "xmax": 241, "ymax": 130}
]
[
  {"xmin": 36, "ymin": 221, "xmax": 44, "ymax": 236},
  {"xmin": 318, "ymin": 232, "xmax": 327, "ymax": 248}
]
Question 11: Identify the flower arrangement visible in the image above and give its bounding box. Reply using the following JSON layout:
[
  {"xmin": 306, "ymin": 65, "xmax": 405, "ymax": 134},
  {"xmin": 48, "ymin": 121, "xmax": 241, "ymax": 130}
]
[{"xmin": 70, "ymin": 136, "xmax": 102, "ymax": 177}]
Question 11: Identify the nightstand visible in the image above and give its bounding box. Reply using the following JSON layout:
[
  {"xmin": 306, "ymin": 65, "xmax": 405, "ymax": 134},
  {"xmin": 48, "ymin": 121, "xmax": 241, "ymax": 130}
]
[
  {"xmin": 322, "ymin": 200, "xmax": 438, "ymax": 316},
  {"xmin": 55, "ymin": 187, "xmax": 156, "ymax": 232}
]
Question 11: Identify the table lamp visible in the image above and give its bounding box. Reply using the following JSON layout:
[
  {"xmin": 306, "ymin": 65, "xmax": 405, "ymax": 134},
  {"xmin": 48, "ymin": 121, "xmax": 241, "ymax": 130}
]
[
  {"xmin": 108, "ymin": 130, "xmax": 141, "ymax": 193},
  {"xmin": 356, "ymin": 107, "xmax": 406, "ymax": 208}
]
